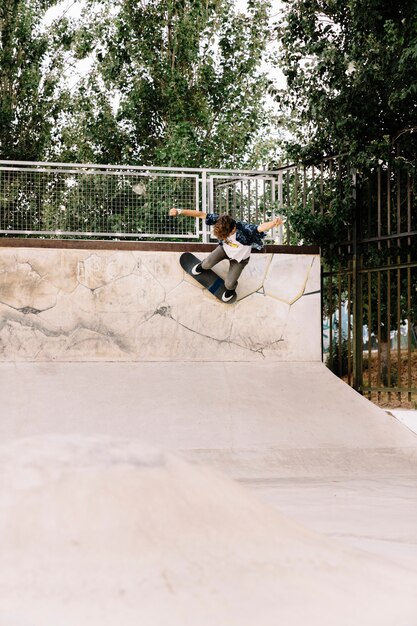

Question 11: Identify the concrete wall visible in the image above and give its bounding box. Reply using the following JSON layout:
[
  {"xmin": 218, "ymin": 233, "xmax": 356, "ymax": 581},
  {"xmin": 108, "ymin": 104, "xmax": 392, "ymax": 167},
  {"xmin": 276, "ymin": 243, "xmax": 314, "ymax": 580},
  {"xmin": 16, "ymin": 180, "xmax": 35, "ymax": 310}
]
[{"xmin": 0, "ymin": 247, "xmax": 321, "ymax": 362}]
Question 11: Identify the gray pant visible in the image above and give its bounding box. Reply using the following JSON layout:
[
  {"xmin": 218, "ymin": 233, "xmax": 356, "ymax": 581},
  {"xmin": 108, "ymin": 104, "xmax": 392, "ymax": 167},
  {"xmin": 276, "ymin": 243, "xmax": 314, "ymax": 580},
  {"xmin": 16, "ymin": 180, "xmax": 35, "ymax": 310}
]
[{"xmin": 201, "ymin": 245, "xmax": 250, "ymax": 290}]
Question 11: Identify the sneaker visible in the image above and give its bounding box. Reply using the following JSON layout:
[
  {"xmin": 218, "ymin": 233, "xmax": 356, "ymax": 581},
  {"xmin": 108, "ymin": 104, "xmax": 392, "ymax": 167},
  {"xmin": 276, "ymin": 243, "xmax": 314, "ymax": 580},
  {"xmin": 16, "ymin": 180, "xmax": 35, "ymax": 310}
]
[
  {"xmin": 191, "ymin": 262, "xmax": 203, "ymax": 275},
  {"xmin": 222, "ymin": 289, "xmax": 236, "ymax": 302}
]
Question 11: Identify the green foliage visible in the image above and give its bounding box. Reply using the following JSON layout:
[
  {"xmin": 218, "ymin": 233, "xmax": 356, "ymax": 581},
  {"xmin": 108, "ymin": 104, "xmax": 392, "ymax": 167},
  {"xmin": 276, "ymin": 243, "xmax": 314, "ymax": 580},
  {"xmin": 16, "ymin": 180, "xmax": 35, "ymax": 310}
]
[
  {"xmin": 275, "ymin": 0, "xmax": 417, "ymax": 164},
  {"xmin": 282, "ymin": 193, "xmax": 351, "ymax": 253},
  {"xmin": 278, "ymin": 165, "xmax": 354, "ymax": 263},
  {"xmin": 0, "ymin": 0, "xmax": 71, "ymax": 160},
  {"xmin": 60, "ymin": 0, "xmax": 273, "ymax": 168}
]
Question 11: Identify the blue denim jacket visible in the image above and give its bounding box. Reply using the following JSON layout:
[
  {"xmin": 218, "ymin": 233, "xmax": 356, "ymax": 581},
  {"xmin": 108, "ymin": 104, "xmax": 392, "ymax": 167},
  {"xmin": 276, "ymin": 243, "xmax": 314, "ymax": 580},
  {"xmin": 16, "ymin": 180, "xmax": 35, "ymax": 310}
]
[{"xmin": 206, "ymin": 213, "xmax": 266, "ymax": 251}]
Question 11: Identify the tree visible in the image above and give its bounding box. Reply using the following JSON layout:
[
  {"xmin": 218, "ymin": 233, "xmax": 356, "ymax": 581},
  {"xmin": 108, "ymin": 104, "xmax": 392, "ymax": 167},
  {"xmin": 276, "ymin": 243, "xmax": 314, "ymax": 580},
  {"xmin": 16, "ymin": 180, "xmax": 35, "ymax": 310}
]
[
  {"xmin": 274, "ymin": 0, "xmax": 417, "ymax": 256},
  {"xmin": 275, "ymin": 0, "xmax": 417, "ymax": 164},
  {"xmin": 274, "ymin": 3, "xmax": 417, "ymax": 394},
  {"xmin": 60, "ymin": 0, "xmax": 273, "ymax": 168},
  {"xmin": 0, "ymin": 0, "xmax": 71, "ymax": 161}
]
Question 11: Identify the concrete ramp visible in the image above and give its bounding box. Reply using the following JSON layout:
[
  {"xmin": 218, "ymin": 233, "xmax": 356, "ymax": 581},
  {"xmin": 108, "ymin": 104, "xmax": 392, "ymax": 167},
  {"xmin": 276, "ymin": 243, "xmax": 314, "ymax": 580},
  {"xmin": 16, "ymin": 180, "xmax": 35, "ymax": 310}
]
[
  {"xmin": 1, "ymin": 435, "xmax": 417, "ymax": 626},
  {"xmin": 1, "ymin": 360, "xmax": 416, "ymax": 478},
  {"xmin": 1, "ymin": 245, "xmax": 417, "ymax": 623},
  {"xmin": 0, "ymin": 245, "xmax": 416, "ymax": 478},
  {"xmin": 0, "ymin": 247, "xmax": 321, "ymax": 362}
]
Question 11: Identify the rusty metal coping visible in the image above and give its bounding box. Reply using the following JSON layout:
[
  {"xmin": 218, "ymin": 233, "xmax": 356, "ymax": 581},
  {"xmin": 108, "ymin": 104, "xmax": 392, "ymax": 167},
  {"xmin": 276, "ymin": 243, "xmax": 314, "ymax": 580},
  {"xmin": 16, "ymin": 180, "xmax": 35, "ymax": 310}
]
[{"xmin": 0, "ymin": 238, "xmax": 319, "ymax": 255}]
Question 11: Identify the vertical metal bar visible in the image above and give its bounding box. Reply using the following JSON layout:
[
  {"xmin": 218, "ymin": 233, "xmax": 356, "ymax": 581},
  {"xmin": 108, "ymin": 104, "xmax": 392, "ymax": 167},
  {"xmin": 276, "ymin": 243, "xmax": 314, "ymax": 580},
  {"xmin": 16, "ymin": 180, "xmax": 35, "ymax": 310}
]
[
  {"xmin": 303, "ymin": 165, "xmax": 307, "ymax": 209},
  {"xmin": 233, "ymin": 180, "xmax": 237, "ymax": 219},
  {"xmin": 377, "ymin": 166, "xmax": 381, "ymax": 250},
  {"xmin": 247, "ymin": 180, "xmax": 251, "ymax": 223},
  {"xmin": 367, "ymin": 174, "xmax": 372, "ymax": 239},
  {"xmin": 387, "ymin": 263, "xmax": 392, "ymax": 403},
  {"xmin": 387, "ymin": 165, "xmax": 391, "ymax": 252},
  {"xmin": 201, "ymin": 170, "xmax": 209, "ymax": 243},
  {"xmin": 397, "ymin": 262, "xmax": 402, "ymax": 403},
  {"xmin": 347, "ymin": 269, "xmax": 352, "ymax": 385},
  {"xmin": 278, "ymin": 172, "xmax": 284, "ymax": 244},
  {"xmin": 407, "ymin": 166, "xmax": 412, "ymax": 383},
  {"xmin": 271, "ymin": 176, "xmax": 276, "ymax": 241},
  {"xmin": 397, "ymin": 154, "xmax": 401, "ymax": 246},
  {"xmin": 329, "ymin": 274, "xmax": 333, "ymax": 371},
  {"xmin": 338, "ymin": 268, "xmax": 342, "ymax": 376},
  {"xmin": 368, "ymin": 272, "xmax": 372, "ymax": 396},
  {"xmin": 377, "ymin": 270, "xmax": 381, "ymax": 403},
  {"xmin": 294, "ymin": 167, "xmax": 298, "ymax": 210},
  {"xmin": 240, "ymin": 180, "xmax": 244, "ymax": 221},
  {"xmin": 286, "ymin": 169, "xmax": 291, "ymax": 243},
  {"xmin": 321, "ymin": 267, "xmax": 324, "ymax": 363},
  {"xmin": 351, "ymin": 168, "xmax": 363, "ymax": 392},
  {"xmin": 255, "ymin": 178, "xmax": 259, "ymax": 222},
  {"xmin": 320, "ymin": 162, "xmax": 324, "ymax": 215},
  {"xmin": 407, "ymin": 170, "xmax": 412, "ymax": 236},
  {"xmin": 311, "ymin": 166, "xmax": 315, "ymax": 214},
  {"xmin": 407, "ymin": 259, "xmax": 412, "ymax": 401},
  {"xmin": 195, "ymin": 173, "xmax": 200, "ymax": 240}
]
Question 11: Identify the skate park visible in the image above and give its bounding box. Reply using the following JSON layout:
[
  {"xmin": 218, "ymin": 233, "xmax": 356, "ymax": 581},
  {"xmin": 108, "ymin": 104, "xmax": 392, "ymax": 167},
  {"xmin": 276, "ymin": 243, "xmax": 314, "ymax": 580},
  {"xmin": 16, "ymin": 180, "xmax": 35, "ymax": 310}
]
[
  {"xmin": 1, "ymin": 228, "xmax": 417, "ymax": 625},
  {"xmin": 3, "ymin": 0, "xmax": 417, "ymax": 620}
]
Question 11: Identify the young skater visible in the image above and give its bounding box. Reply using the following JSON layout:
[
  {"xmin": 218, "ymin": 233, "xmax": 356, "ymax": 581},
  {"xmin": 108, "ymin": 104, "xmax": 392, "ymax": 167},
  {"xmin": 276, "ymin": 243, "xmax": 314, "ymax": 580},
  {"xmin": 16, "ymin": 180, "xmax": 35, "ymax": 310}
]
[{"xmin": 169, "ymin": 208, "xmax": 283, "ymax": 302}]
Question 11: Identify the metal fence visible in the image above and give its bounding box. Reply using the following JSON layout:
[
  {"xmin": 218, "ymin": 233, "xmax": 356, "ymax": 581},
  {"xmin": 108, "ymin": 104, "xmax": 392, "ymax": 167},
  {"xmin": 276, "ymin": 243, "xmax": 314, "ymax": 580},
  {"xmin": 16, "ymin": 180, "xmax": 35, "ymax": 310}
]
[
  {"xmin": 1, "ymin": 157, "xmax": 415, "ymax": 405},
  {"xmin": 0, "ymin": 161, "xmax": 285, "ymax": 243},
  {"xmin": 261, "ymin": 151, "xmax": 416, "ymax": 407},
  {"xmin": 321, "ymin": 156, "xmax": 417, "ymax": 407}
]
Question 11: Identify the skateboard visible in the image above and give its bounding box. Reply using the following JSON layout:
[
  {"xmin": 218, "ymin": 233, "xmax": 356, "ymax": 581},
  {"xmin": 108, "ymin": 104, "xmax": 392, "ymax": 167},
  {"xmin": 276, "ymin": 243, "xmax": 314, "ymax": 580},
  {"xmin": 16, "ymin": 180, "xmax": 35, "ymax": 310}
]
[{"xmin": 180, "ymin": 252, "xmax": 237, "ymax": 304}]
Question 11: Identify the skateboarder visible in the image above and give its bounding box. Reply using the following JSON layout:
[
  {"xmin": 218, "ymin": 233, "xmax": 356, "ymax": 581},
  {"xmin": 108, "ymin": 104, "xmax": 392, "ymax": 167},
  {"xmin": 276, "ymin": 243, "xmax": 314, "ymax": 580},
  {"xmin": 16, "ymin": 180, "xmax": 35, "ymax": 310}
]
[{"xmin": 169, "ymin": 208, "xmax": 283, "ymax": 302}]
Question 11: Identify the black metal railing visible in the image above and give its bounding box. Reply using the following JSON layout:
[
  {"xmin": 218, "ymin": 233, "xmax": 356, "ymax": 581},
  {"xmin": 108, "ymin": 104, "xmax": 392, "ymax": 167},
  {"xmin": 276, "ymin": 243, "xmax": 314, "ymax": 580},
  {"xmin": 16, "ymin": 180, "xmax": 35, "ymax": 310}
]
[{"xmin": 321, "ymin": 146, "xmax": 417, "ymax": 407}]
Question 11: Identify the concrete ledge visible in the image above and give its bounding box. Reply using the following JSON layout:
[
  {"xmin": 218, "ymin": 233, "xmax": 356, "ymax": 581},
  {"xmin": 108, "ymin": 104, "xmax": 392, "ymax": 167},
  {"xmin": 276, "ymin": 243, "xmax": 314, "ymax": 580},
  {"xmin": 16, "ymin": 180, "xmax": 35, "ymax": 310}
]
[{"xmin": 0, "ymin": 237, "xmax": 320, "ymax": 255}]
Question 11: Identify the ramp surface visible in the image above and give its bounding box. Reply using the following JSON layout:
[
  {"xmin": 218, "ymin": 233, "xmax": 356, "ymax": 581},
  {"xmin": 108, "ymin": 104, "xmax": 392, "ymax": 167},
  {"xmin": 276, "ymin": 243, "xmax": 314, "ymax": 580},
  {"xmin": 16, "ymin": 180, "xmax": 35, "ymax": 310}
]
[
  {"xmin": 1, "ymin": 360, "xmax": 416, "ymax": 477},
  {"xmin": 1, "ymin": 247, "xmax": 417, "ymax": 624}
]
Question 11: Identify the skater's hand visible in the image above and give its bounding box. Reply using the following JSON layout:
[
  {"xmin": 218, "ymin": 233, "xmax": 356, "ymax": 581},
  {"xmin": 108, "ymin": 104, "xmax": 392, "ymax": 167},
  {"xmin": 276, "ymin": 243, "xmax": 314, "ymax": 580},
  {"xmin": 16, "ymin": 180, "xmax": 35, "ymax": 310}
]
[
  {"xmin": 272, "ymin": 217, "xmax": 284, "ymax": 228},
  {"xmin": 169, "ymin": 208, "xmax": 178, "ymax": 217}
]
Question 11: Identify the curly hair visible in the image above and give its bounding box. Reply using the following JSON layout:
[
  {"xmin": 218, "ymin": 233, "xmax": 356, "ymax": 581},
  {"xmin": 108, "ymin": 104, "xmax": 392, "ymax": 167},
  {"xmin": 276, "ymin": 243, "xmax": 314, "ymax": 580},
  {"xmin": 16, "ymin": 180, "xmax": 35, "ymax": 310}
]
[{"xmin": 212, "ymin": 214, "xmax": 236, "ymax": 240}]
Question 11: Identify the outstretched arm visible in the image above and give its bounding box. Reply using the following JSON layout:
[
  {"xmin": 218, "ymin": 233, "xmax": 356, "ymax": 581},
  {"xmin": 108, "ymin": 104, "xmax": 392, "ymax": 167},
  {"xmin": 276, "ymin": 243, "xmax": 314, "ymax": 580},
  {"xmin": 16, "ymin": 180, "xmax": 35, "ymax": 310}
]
[
  {"xmin": 169, "ymin": 208, "xmax": 207, "ymax": 218},
  {"xmin": 257, "ymin": 216, "xmax": 284, "ymax": 233}
]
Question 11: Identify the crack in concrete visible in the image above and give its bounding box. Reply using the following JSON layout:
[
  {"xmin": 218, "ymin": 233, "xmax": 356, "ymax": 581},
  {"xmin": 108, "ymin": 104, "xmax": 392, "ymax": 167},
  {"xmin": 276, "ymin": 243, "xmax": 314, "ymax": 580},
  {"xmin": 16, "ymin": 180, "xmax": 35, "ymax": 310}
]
[
  {"xmin": 154, "ymin": 305, "xmax": 172, "ymax": 317},
  {"xmin": 158, "ymin": 271, "xmax": 288, "ymax": 356},
  {"xmin": 66, "ymin": 327, "xmax": 132, "ymax": 355},
  {"xmin": 0, "ymin": 298, "xmax": 58, "ymax": 315},
  {"xmin": 19, "ymin": 260, "xmax": 43, "ymax": 280},
  {"xmin": 235, "ymin": 289, "xmax": 264, "ymax": 304},
  {"xmin": 89, "ymin": 270, "xmax": 138, "ymax": 293},
  {"xmin": 277, "ymin": 258, "xmax": 318, "ymax": 343},
  {"xmin": 303, "ymin": 289, "xmax": 320, "ymax": 297},
  {"xmin": 148, "ymin": 302, "xmax": 282, "ymax": 357},
  {"xmin": 77, "ymin": 252, "xmax": 137, "ymax": 292},
  {"xmin": 18, "ymin": 306, "xmax": 42, "ymax": 315},
  {"xmin": 1, "ymin": 306, "xmax": 132, "ymax": 357},
  {"xmin": 263, "ymin": 256, "xmax": 317, "ymax": 306}
]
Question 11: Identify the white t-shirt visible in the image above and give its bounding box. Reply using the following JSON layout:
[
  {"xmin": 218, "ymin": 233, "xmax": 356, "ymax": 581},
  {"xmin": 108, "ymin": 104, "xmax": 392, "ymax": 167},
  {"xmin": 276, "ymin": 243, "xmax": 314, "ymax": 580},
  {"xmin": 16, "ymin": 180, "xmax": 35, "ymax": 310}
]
[{"xmin": 223, "ymin": 232, "xmax": 252, "ymax": 262}]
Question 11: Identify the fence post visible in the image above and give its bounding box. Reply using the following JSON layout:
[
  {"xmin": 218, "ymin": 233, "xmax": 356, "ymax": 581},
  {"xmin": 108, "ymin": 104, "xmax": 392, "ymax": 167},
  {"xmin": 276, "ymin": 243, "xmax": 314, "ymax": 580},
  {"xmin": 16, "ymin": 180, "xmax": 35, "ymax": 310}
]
[
  {"xmin": 277, "ymin": 172, "xmax": 284, "ymax": 244},
  {"xmin": 201, "ymin": 170, "xmax": 209, "ymax": 243},
  {"xmin": 351, "ymin": 168, "xmax": 363, "ymax": 392}
]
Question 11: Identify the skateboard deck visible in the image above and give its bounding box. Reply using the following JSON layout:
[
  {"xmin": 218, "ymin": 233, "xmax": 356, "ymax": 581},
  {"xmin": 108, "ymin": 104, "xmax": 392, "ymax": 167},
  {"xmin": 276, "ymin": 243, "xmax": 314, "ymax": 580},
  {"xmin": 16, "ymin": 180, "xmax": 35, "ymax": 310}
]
[{"xmin": 180, "ymin": 252, "xmax": 237, "ymax": 304}]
